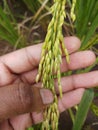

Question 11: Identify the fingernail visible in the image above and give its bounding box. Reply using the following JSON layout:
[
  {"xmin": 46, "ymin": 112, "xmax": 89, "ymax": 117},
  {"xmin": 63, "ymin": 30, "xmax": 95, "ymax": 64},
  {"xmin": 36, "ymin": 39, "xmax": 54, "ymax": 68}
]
[{"xmin": 40, "ymin": 89, "xmax": 54, "ymax": 104}]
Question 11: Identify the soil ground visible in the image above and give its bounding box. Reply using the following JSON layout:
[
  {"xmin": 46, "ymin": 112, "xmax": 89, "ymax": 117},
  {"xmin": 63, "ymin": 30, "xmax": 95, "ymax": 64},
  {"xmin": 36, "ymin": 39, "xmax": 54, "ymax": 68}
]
[{"xmin": 0, "ymin": 41, "xmax": 13, "ymax": 56}]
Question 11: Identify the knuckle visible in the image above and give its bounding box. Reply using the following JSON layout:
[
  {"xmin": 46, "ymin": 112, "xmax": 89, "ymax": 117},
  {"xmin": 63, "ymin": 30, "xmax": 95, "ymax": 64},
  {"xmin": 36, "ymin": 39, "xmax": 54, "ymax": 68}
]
[{"xmin": 25, "ymin": 48, "xmax": 38, "ymax": 68}]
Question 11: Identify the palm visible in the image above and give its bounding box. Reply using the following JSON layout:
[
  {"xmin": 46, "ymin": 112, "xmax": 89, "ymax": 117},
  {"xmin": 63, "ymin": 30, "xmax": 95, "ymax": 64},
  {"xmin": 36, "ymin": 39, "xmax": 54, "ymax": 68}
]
[{"xmin": 0, "ymin": 37, "xmax": 97, "ymax": 130}]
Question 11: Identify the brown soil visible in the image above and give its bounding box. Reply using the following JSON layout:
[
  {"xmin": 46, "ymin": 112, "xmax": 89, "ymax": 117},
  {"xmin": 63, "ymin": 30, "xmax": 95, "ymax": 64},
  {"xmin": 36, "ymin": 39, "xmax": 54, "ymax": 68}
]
[
  {"xmin": 59, "ymin": 98, "xmax": 98, "ymax": 130},
  {"xmin": 59, "ymin": 111, "xmax": 98, "ymax": 130},
  {"xmin": 0, "ymin": 41, "xmax": 13, "ymax": 56}
]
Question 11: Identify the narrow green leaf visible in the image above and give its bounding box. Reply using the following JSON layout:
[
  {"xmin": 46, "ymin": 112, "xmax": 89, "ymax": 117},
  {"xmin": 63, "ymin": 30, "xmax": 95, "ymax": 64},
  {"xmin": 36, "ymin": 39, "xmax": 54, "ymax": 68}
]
[
  {"xmin": 75, "ymin": 0, "xmax": 98, "ymax": 45},
  {"xmin": 75, "ymin": 0, "xmax": 91, "ymax": 38},
  {"xmin": 0, "ymin": 6, "xmax": 18, "ymax": 38},
  {"xmin": 3, "ymin": 0, "xmax": 16, "ymax": 23},
  {"xmin": 81, "ymin": 14, "xmax": 98, "ymax": 48},
  {"xmin": 72, "ymin": 89, "xmax": 94, "ymax": 130},
  {"xmin": 89, "ymin": 1, "xmax": 98, "ymax": 23},
  {"xmin": 79, "ymin": 0, "xmax": 96, "ymax": 37}
]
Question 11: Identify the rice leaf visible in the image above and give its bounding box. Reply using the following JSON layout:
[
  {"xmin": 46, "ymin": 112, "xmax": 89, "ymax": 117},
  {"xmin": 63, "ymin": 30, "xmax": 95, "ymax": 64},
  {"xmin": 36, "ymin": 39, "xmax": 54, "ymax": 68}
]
[
  {"xmin": 72, "ymin": 89, "xmax": 94, "ymax": 130},
  {"xmin": 0, "ymin": 6, "xmax": 25, "ymax": 48},
  {"xmin": 75, "ymin": 0, "xmax": 98, "ymax": 49},
  {"xmin": 81, "ymin": 14, "xmax": 98, "ymax": 48}
]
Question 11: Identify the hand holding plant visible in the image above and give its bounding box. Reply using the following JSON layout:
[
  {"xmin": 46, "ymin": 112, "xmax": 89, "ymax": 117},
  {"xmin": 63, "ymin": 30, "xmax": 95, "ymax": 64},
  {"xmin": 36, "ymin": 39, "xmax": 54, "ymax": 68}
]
[{"xmin": 0, "ymin": 36, "xmax": 97, "ymax": 130}]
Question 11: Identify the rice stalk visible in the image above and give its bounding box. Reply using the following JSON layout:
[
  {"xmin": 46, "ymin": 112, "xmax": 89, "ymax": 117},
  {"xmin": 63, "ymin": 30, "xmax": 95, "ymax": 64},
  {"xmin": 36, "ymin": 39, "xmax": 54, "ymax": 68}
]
[{"xmin": 36, "ymin": 0, "xmax": 69, "ymax": 130}]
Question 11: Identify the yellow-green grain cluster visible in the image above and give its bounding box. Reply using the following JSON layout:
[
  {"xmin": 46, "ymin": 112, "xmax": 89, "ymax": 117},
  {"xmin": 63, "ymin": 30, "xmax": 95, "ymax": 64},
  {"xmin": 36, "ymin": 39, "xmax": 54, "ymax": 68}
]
[
  {"xmin": 36, "ymin": 0, "xmax": 69, "ymax": 130},
  {"xmin": 70, "ymin": 0, "xmax": 76, "ymax": 22}
]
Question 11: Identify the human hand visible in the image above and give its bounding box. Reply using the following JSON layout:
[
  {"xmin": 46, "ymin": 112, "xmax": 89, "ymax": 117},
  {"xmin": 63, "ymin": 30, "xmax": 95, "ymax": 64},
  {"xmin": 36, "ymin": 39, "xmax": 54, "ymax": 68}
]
[{"xmin": 0, "ymin": 36, "xmax": 97, "ymax": 130}]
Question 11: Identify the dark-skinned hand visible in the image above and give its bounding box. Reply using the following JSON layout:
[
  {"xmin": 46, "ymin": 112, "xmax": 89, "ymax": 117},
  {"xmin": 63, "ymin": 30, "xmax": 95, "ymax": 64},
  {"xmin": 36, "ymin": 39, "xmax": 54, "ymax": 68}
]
[{"xmin": 0, "ymin": 37, "xmax": 97, "ymax": 130}]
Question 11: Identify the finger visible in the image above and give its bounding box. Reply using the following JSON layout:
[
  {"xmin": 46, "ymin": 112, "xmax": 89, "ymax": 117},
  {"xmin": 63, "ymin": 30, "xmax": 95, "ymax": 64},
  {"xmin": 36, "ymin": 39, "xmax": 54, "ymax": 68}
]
[
  {"xmin": 8, "ymin": 89, "xmax": 85, "ymax": 128},
  {"xmin": 9, "ymin": 112, "xmax": 43, "ymax": 130},
  {"xmin": 0, "ymin": 120, "xmax": 13, "ymax": 130},
  {"xmin": 0, "ymin": 63, "xmax": 17, "ymax": 86},
  {"xmin": 0, "ymin": 83, "xmax": 53, "ymax": 121},
  {"xmin": 55, "ymin": 71, "xmax": 98, "ymax": 93},
  {"xmin": 60, "ymin": 50, "xmax": 96, "ymax": 72},
  {"xmin": 58, "ymin": 88, "xmax": 85, "ymax": 113},
  {"xmin": 9, "ymin": 113, "xmax": 33, "ymax": 130},
  {"xmin": 0, "ymin": 36, "xmax": 81, "ymax": 74},
  {"xmin": 20, "ymin": 50, "xmax": 95, "ymax": 84},
  {"xmin": 0, "ymin": 50, "xmax": 95, "ymax": 87}
]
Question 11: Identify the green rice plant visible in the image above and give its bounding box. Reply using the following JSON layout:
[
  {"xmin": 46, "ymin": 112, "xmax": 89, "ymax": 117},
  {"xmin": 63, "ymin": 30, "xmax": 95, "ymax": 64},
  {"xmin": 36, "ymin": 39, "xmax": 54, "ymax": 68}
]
[
  {"xmin": 67, "ymin": 0, "xmax": 98, "ymax": 129},
  {"xmin": 91, "ymin": 103, "xmax": 98, "ymax": 117},
  {"xmin": 27, "ymin": 128, "xmax": 34, "ymax": 130},
  {"xmin": 22, "ymin": 0, "xmax": 50, "ymax": 23},
  {"xmin": 0, "ymin": 4, "xmax": 25, "ymax": 48},
  {"xmin": 75, "ymin": 0, "xmax": 98, "ymax": 49},
  {"xmin": 36, "ymin": 0, "xmax": 69, "ymax": 130},
  {"xmin": 72, "ymin": 89, "xmax": 94, "ymax": 130},
  {"xmin": 28, "ymin": 123, "xmax": 42, "ymax": 130},
  {"xmin": 35, "ymin": 0, "xmax": 98, "ymax": 130},
  {"xmin": 3, "ymin": 0, "xmax": 16, "ymax": 22},
  {"xmin": 0, "ymin": 0, "xmax": 98, "ymax": 130},
  {"xmin": 0, "ymin": 0, "xmax": 52, "ymax": 48}
]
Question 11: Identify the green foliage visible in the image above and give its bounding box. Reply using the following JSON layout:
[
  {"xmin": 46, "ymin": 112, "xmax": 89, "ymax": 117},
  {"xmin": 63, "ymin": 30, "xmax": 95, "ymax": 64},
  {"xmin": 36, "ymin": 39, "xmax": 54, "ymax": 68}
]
[
  {"xmin": 27, "ymin": 127, "xmax": 34, "ymax": 130},
  {"xmin": 0, "ymin": 5, "xmax": 25, "ymax": 48},
  {"xmin": 0, "ymin": 0, "xmax": 98, "ymax": 130},
  {"xmin": 72, "ymin": 89, "xmax": 94, "ymax": 130},
  {"xmin": 27, "ymin": 123, "xmax": 42, "ymax": 130},
  {"xmin": 36, "ymin": 1, "xmax": 69, "ymax": 129},
  {"xmin": 22, "ymin": 0, "xmax": 50, "ymax": 24},
  {"xmin": 66, "ymin": 1, "xmax": 98, "ymax": 130},
  {"xmin": 0, "ymin": 0, "xmax": 51, "ymax": 48},
  {"xmin": 0, "ymin": 6, "xmax": 17, "ymax": 44},
  {"xmin": 67, "ymin": 1, "xmax": 98, "ymax": 129},
  {"xmin": 91, "ymin": 103, "xmax": 98, "ymax": 117},
  {"xmin": 75, "ymin": 0, "xmax": 98, "ymax": 48}
]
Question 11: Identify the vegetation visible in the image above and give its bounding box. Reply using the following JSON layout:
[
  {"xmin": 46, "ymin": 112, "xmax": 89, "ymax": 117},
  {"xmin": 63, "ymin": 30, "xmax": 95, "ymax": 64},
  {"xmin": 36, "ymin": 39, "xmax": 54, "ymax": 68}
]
[
  {"xmin": 36, "ymin": 0, "xmax": 69, "ymax": 129},
  {"xmin": 0, "ymin": 0, "xmax": 98, "ymax": 130}
]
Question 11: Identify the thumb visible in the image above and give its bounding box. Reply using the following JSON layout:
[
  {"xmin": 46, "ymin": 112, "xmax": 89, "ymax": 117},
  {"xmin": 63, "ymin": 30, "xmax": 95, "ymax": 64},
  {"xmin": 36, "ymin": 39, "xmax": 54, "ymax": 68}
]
[{"xmin": 0, "ymin": 83, "xmax": 53, "ymax": 121}]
